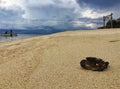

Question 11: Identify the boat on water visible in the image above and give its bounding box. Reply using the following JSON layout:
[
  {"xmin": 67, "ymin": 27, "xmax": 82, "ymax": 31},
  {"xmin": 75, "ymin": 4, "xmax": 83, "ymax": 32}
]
[
  {"xmin": 0, "ymin": 33, "xmax": 17, "ymax": 37},
  {"xmin": 0, "ymin": 30, "xmax": 17, "ymax": 37}
]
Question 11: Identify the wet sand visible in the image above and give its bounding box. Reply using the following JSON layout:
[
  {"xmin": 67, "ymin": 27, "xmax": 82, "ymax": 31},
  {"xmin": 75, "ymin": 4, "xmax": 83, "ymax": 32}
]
[{"xmin": 0, "ymin": 29, "xmax": 120, "ymax": 89}]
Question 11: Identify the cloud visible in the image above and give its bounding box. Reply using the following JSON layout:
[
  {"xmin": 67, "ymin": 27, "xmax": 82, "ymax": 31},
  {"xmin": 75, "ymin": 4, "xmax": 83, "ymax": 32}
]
[
  {"xmin": 0, "ymin": 8, "xmax": 24, "ymax": 20},
  {"xmin": 77, "ymin": 0, "xmax": 120, "ymax": 9},
  {"xmin": 0, "ymin": 0, "xmax": 120, "ymax": 30}
]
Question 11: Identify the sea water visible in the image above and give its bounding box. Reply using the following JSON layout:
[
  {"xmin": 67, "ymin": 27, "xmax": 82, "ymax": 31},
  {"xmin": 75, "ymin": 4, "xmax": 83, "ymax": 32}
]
[
  {"xmin": 0, "ymin": 29, "xmax": 67, "ymax": 42},
  {"xmin": 0, "ymin": 34, "xmax": 39, "ymax": 42}
]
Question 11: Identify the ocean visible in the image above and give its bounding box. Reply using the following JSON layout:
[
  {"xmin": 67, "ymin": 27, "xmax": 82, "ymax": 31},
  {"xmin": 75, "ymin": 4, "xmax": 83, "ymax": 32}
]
[
  {"xmin": 0, "ymin": 29, "xmax": 85, "ymax": 42},
  {"xmin": 0, "ymin": 28, "xmax": 70, "ymax": 42},
  {"xmin": 0, "ymin": 34, "xmax": 39, "ymax": 42}
]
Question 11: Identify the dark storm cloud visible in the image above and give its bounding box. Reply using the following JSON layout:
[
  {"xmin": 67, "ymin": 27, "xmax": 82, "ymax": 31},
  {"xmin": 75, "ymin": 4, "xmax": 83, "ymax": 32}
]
[{"xmin": 76, "ymin": 0, "xmax": 120, "ymax": 8}]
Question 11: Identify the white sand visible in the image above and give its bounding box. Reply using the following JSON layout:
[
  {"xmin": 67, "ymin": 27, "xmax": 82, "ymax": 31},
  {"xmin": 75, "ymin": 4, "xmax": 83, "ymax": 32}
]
[{"xmin": 0, "ymin": 29, "xmax": 120, "ymax": 89}]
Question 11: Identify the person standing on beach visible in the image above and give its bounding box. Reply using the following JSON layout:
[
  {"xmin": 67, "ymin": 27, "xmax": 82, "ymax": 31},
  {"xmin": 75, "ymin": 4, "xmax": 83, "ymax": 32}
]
[{"xmin": 10, "ymin": 30, "xmax": 13, "ymax": 37}]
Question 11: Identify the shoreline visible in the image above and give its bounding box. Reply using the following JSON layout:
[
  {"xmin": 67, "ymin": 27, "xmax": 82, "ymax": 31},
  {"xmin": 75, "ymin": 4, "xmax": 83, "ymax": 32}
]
[
  {"xmin": 0, "ymin": 28, "xmax": 120, "ymax": 43},
  {"xmin": 0, "ymin": 34, "xmax": 40, "ymax": 43}
]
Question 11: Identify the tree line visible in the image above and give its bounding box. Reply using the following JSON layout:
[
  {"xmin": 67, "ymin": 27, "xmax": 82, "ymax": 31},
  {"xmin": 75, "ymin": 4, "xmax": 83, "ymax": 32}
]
[{"xmin": 98, "ymin": 18, "xmax": 120, "ymax": 29}]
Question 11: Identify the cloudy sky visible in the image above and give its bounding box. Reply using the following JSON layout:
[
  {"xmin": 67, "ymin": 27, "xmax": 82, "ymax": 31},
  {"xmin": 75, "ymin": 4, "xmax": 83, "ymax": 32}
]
[{"xmin": 0, "ymin": 0, "xmax": 120, "ymax": 30}]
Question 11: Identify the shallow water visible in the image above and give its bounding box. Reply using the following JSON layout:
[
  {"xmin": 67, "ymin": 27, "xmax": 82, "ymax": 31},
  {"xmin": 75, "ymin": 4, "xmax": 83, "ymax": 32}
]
[{"xmin": 0, "ymin": 34, "xmax": 39, "ymax": 42}]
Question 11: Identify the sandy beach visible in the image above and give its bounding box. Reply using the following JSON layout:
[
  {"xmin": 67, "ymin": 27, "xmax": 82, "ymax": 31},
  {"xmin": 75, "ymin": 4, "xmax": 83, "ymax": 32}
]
[{"xmin": 0, "ymin": 29, "xmax": 120, "ymax": 89}]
